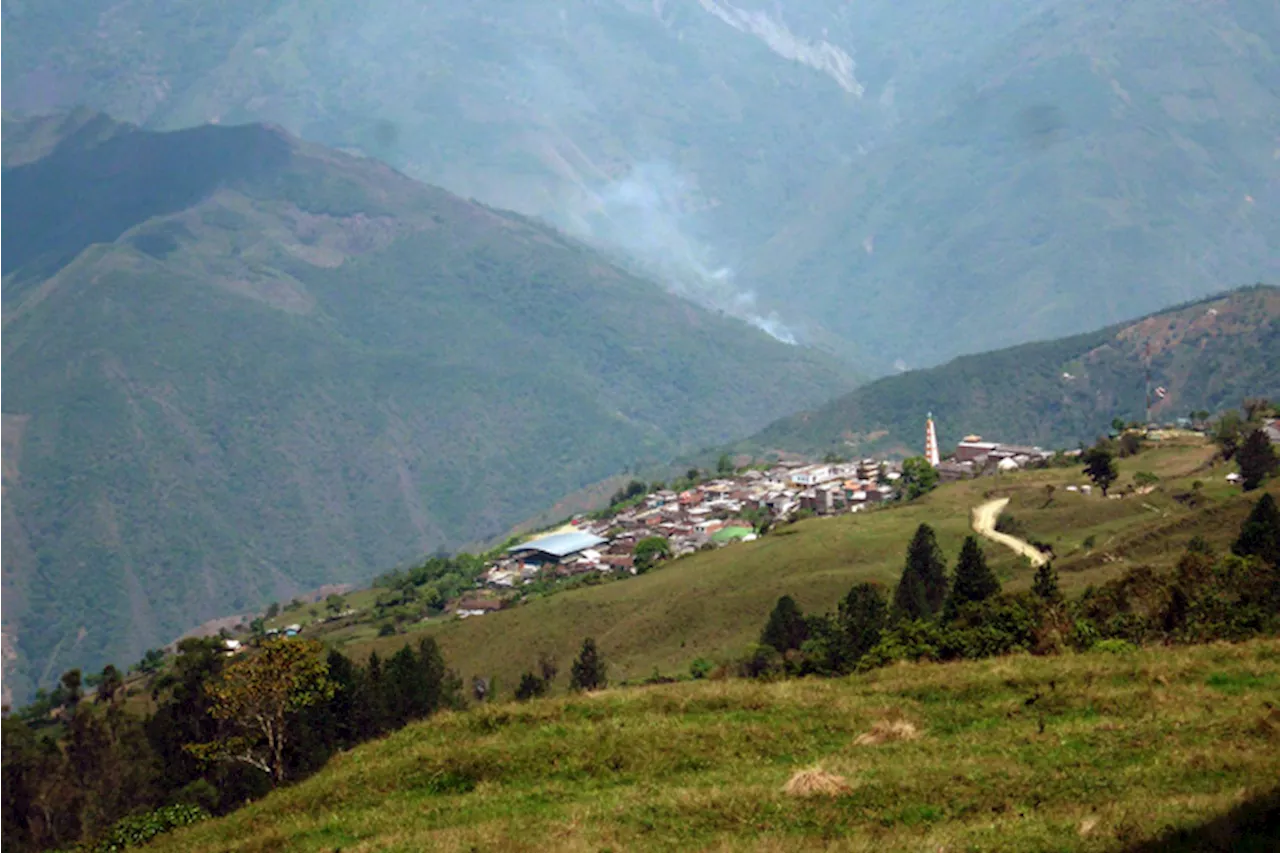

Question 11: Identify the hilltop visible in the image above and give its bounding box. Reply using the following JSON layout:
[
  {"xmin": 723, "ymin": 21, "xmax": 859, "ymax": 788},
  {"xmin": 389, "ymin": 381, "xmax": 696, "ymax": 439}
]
[
  {"xmin": 0, "ymin": 112, "xmax": 852, "ymax": 703},
  {"xmin": 733, "ymin": 286, "xmax": 1280, "ymax": 461},
  {"xmin": 4, "ymin": 1, "xmax": 1276, "ymax": 369}
]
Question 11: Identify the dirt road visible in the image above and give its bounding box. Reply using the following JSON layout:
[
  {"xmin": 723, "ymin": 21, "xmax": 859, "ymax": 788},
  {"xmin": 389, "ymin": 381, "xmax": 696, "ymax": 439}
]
[{"xmin": 971, "ymin": 498, "xmax": 1049, "ymax": 567}]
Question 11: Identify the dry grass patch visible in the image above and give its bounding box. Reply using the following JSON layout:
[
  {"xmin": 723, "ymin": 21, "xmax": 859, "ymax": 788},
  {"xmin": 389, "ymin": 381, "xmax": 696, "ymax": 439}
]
[
  {"xmin": 854, "ymin": 715, "xmax": 921, "ymax": 746},
  {"xmin": 783, "ymin": 767, "xmax": 854, "ymax": 797}
]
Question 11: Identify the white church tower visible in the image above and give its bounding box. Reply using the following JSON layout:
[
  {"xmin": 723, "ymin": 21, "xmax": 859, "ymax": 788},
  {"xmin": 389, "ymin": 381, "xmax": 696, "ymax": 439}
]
[{"xmin": 925, "ymin": 412, "xmax": 941, "ymax": 468}]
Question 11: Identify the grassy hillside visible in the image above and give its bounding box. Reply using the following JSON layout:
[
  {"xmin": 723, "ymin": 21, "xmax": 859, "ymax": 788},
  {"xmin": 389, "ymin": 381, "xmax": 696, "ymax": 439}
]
[
  {"xmin": 730, "ymin": 286, "xmax": 1280, "ymax": 461},
  {"xmin": 149, "ymin": 639, "xmax": 1280, "ymax": 851},
  {"xmin": 286, "ymin": 435, "xmax": 1277, "ymax": 696},
  {"xmin": 0, "ymin": 114, "xmax": 853, "ymax": 703}
]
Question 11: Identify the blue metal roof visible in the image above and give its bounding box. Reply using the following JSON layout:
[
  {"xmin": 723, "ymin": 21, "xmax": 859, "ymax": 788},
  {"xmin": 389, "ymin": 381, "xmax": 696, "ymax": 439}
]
[{"xmin": 508, "ymin": 530, "xmax": 606, "ymax": 558}]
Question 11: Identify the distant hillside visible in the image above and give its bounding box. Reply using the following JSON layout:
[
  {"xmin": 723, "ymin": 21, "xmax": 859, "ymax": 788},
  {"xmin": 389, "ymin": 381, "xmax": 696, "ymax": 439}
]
[
  {"xmin": 733, "ymin": 286, "xmax": 1280, "ymax": 460},
  {"xmin": 0, "ymin": 113, "xmax": 852, "ymax": 702}
]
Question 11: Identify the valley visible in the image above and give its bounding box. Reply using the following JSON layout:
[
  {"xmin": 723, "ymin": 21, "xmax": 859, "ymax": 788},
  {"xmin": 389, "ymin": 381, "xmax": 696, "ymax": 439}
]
[{"xmin": 0, "ymin": 112, "xmax": 852, "ymax": 704}]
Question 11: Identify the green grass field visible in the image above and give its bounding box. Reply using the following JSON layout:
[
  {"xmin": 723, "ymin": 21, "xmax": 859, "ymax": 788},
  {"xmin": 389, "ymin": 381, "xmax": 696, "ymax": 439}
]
[
  {"xmin": 151, "ymin": 638, "xmax": 1280, "ymax": 852},
  {"xmin": 304, "ymin": 436, "xmax": 1275, "ymax": 696}
]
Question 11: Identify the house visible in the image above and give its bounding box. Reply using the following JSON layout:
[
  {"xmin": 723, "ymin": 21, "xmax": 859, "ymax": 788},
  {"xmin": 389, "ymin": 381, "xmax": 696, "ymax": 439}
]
[
  {"xmin": 954, "ymin": 437, "xmax": 999, "ymax": 463},
  {"xmin": 507, "ymin": 530, "xmax": 608, "ymax": 565},
  {"xmin": 456, "ymin": 599, "xmax": 504, "ymax": 618},
  {"xmin": 791, "ymin": 465, "xmax": 839, "ymax": 487},
  {"xmin": 1265, "ymin": 419, "xmax": 1280, "ymax": 446},
  {"xmin": 935, "ymin": 460, "xmax": 975, "ymax": 482}
]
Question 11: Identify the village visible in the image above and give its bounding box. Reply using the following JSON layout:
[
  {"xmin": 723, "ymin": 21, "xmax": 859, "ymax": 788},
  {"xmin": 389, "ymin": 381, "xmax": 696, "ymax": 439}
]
[{"xmin": 463, "ymin": 421, "xmax": 1058, "ymax": 612}]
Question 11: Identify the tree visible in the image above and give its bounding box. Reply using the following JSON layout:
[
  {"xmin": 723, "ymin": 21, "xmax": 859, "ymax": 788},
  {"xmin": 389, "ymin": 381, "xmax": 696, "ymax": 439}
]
[
  {"xmin": 837, "ymin": 583, "xmax": 887, "ymax": 665},
  {"xmin": 633, "ymin": 536, "xmax": 671, "ymax": 573},
  {"xmin": 1233, "ymin": 494, "xmax": 1280, "ymax": 567},
  {"xmin": 1082, "ymin": 444, "xmax": 1119, "ymax": 496},
  {"xmin": 1243, "ymin": 397, "xmax": 1272, "ymax": 422},
  {"xmin": 717, "ymin": 453, "xmax": 734, "ymax": 475},
  {"xmin": 900, "ymin": 456, "xmax": 939, "ymax": 500},
  {"xmin": 945, "ymin": 536, "xmax": 1001, "ymax": 618},
  {"xmin": 514, "ymin": 672, "xmax": 545, "ymax": 701},
  {"xmin": 760, "ymin": 595, "xmax": 809, "ymax": 653},
  {"xmin": 893, "ymin": 524, "xmax": 948, "ymax": 620},
  {"xmin": 186, "ymin": 638, "xmax": 332, "ymax": 785},
  {"xmin": 60, "ymin": 670, "xmax": 83, "ymax": 708},
  {"xmin": 569, "ymin": 638, "xmax": 608, "ymax": 692},
  {"xmin": 1031, "ymin": 561, "xmax": 1061, "ymax": 603},
  {"xmin": 96, "ymin": 665, "xmax": 124, "ymax": 705},
  {"xmin": 265, "ymin": 602, "xmax": 280, "ymax": 619},
  {"xmin": 1212, "ymin": 410, "xmax": 1246, "ymax": 460},
  {"xmin": 1237, "ymin": 428, "xmax": 1278, "ymax": 491},
  {"xmin": 1111, "ymin": 417, "xmax": 1127, "ymax": 434},
  {"xmin": 324, "ymin": 594, "xmax": 346, "ymax": 618}
]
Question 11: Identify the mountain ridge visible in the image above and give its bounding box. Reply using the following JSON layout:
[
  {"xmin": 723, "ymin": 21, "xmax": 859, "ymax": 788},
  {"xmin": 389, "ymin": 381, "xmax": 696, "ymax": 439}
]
[
  {"xmin": 730, "ymin": 284, "xmax": 1280, "ymax": 461},
  {"xmin": 4, "ymin": 0, "xmax": 1276, "ymax": 369},
  {"xmin": 0, "ymin": 112, "xmax": 853, "ymax": 703}
]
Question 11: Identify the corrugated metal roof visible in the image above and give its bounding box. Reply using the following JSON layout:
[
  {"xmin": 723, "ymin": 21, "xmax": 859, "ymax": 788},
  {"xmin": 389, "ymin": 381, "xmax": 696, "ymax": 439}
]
[{"xmin": 508, "ymin": 530, "xmax": 607, "ymax": 558}]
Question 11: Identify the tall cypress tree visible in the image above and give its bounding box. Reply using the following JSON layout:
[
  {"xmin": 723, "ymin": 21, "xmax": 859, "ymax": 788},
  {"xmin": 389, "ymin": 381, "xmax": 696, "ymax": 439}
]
[
  {"xmin": 569, "ymin": 638, "xmax": 608, "ymax": 692},
  {"xmin": 1233, "ymin": 493, "xmax": 1280, "ymax": 567},
  {"xmin": 1237, "ymin": 429, "xmax": 1279, "ymax": 491},
  {"xmin": 838, "ymin": 582, "xmax": 887, "ymax": 664},
  {"xmin": 760, "ymin": 595, "xmax": 809, "ymax": 652},
  {"xmin": 894, "ymin": 524, "xmax": 948, "ymax": 620},
  {"xmin": 945, "ymin": 535, "xmax": 1001, "ymax": 619}
]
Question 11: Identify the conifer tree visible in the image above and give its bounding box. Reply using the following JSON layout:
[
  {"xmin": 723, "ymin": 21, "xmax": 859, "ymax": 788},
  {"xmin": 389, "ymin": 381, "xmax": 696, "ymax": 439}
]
[
  {"xmin": 760, "ymin": 595, "xmax": 809, "ymax": 652},
  {"xmin": 1083, "ymin": 443, "xmax": 1119, "ymax": 496},
  {"xmin": 837, "ymin": 582, "xmax": 887, "ymax": 663},
  {"xmin": 945, "ymin": 535, "xmax": 1001, "ymax": 618},
  {"xmin": 1031, "ymin": 561, "xmax": 1061, "ymax": 603},
  {"xmin": 893, "ymin": 524, "xmax": 948, "ymax": 620},
  {"xmin": 1237, "ymin": 428, "xmax": 1279, "ymax": 491},
  {"xmin": 1233, "ymin": 493, "xmax": 1280, "ymax": 567},
  {"xmin": 569, "ymin": 638, "xmax": 608, "ymax": 692}
]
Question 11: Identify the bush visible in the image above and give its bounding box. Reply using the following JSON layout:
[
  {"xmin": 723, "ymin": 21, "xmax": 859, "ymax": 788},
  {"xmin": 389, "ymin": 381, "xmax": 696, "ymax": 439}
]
[
  {"xmin": 88, "ymin": 804, "xmax": 210, "ymax": 852},
  {"xmin": 994, "ymin": 514, "xmax": 1026, "ymax": 536},
  {"xmin": 736, "ymin": 644, "xmax": 783, "ymax": 680},
  {"xmin": 1093, "ymin": 638, "xmax": 1139, "ymax": 655},
  {"xmin": 688, "ymin": 658, "xmax": 714, "ymax": 680},
  {"xmin": 377, "ymin": 622, "xmax": 397, "ymax": 637}
]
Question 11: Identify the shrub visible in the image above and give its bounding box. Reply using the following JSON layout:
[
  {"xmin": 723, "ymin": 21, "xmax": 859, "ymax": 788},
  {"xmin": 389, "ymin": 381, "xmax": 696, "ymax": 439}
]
[
  {"xmin": 688, "ymin": 658, "xmax": 714, "ymax": 680},
  {"xmin": 88, "ymin": 804, "xmax": 210, "ymax": 852},
  {"xmin": 377, "ymin": 622, "xmax": 397, "ymax": 637},
  {"xmin": 736, "ymin": 644, "xmax": 783, "ymax": 680},
  {"xmin": 1093, "ymin": 638, "xmax": 1139, "ymax": 655}
]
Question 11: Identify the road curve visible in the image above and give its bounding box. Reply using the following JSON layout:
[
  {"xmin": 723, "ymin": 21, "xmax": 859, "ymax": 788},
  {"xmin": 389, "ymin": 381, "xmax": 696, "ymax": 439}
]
[{"xmin": 971, "ymin": 497, "xmax": 1049, "ymax": 567}]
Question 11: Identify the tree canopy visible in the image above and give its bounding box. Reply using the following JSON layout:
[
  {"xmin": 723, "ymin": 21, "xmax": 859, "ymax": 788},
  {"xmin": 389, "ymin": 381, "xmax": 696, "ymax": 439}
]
[
  {"xmin": 760, "ymin": 595, "xmax": 810, "ymax": 653},
  {"xmin": 945, "ymin": 536, "xmax": 1001, "ymax": 618},
  {"xmin": 1082, "ymin": 444, "xmax": 1119, "ymax": 496},
  {"xmin": 893, "ymin": 524, "xmax": 948, "ymax": 620}
]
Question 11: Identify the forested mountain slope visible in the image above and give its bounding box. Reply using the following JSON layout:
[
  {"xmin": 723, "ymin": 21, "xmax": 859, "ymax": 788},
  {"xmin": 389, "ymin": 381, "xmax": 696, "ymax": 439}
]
[
  {"xmin": 4, "ymin": 0, "xmax": 1276, "ymax": 369},
  {"xmin": 736, "ymin": 286, "xmax": 1280, "ymax": 460},
  {"xmin": 0, "ymin": 113, "xmax": 851, "ymax": 702}
]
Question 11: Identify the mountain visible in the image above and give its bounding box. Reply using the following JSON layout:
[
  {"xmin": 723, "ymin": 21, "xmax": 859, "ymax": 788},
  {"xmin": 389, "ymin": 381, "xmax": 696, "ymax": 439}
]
[
  {"xmin": 732, "ymin": 286, "xmax": 1280, "ymax": 461},
  {"xmin": 0, "ymin": 112, "xmax": 853, "ymax": 702},
  {"xmin": 3, "ymin": 1, "xmax": 1277, "ymax": 369}
]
